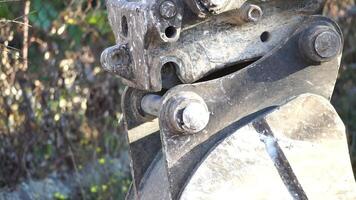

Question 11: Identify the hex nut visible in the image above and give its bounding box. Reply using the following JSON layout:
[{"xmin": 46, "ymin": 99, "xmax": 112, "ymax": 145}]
[
  {"xmin": 161, "ymin": 92, "xmax": 210, "ymax": 134},
  {"xmin": 246, "ymin": 4, "xmax": 263, "ymax": 22},
  {"xmin": 182, "ymin": 102, "xmax": 210, "ymax": 133}
]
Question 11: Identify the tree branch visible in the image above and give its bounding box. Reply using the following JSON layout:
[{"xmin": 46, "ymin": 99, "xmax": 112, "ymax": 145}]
[{"xmin": 22, "ymin": 0, "xmax": 30, "ymax": 71}]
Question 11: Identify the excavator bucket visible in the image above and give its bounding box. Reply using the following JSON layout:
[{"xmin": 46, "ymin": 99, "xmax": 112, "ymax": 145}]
[
  {"xmin": 101, "ymin": 0, "xmax": 356, "ymax": 199},
  {"xmin": 130, "ymin": 94, "xmax": 356, "ymax": 200}
]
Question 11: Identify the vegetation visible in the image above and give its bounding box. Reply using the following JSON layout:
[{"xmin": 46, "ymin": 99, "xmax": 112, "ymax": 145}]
[
  {"xmin": 0, "ymin": 0, "xmax": 355, "ymax": 199},
  {"xmin": 1, "ymin": 0, "xmax": 129, "ymax": 199}
]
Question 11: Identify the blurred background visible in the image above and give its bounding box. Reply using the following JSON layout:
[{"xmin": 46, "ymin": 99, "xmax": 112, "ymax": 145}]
[{"xmin": 0, "ymin": 0, "xmax": 355, "ymax": 199}]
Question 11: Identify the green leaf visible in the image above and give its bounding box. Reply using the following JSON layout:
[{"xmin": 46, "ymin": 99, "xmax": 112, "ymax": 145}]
[
  {"xmin": 85, "ymin": 10, "xmax": 112, "ymax": 34},
  {"xmin": 0, "ymin": 4, "xmax": 12, "ymax": 19},
  {"xmin": 67, "ymin": 25, "xmax": 83, "ymax": 46}
]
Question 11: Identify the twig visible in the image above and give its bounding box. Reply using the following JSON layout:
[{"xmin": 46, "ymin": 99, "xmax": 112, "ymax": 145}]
[
  {"xmin": 0, "ymin": 0, "xmax": 21, "ymax": 2},
  {"xmin": 0, "ymin": 43, "xmax": 21, "ymax": 52},
  {"xmin": 0, "ymin": 10, "xmax": 36, "ymax": 29},
  {"xmin": 0, "ymin": 44, "xmax": 29, "ymax": 62},
  {"xmin": 22, "ymin": 0, "xmax": 30, "ymax": 71},
  {"xmin": 0, "ymin": 19, "xmax": 32, "ymax": 27}
]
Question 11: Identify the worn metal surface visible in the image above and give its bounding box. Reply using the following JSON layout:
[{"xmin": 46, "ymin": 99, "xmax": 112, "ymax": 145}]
[
  {"xmin": 180, "ymin": 127, "xmax": 295, "ymax": 200},
  {"xmin": 126, "ymin": 94, "xmax": 356, "ymax": 200},
  {"xmin": 121, "ymin": 88, "xmax": 162, "ymax": 196},
  {"xmin": 102, "ymin": 0, "xmax": 325, "ymax": 91},
  {"xmin": 184, "ymin": 0, "xmax": 247, "ymax": 17},
  {"xmin": 141, "ymin": 94, "xmax": 162, "ymax": 117},
  {"xmin": 158, "ymin": 16, "xmax": 343, "ymax": 199},
  {"xmin": 179, "ymin": 94, "xmax": 356, "ymax": 199},
  {"xmin": 100, "ymin": 1, "xmax": 354, "ymax": 199}
]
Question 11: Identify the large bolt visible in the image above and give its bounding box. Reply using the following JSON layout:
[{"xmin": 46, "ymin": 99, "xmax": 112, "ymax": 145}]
[
  {"xmin": 299, "ymin": 26, "xmax": 342, "ymax": 63},
  {"xmin": 314, "ymin": 31, "xmax": 341, "ymax": 59},
  {"xmin": 162, "ymin": 92, "xmax": 210, "ymax": 134},
  {"xmin": 160, "ymin": 1, "xmax": 177, "ymax": 19}
]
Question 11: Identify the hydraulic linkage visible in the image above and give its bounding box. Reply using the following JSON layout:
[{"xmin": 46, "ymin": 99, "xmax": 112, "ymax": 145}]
[{"xmin": 101, "ymin": 0, "xmax": 356, "ymax": 199}]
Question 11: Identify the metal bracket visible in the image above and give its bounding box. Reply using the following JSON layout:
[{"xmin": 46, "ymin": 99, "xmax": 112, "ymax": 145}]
[
  {"xmin": 102, "ymin": 0, "xmax": 326, "ymax": 91},
  {"xmin": 157, "ymin": 16, "xmax": 343, "ymax": 199}
]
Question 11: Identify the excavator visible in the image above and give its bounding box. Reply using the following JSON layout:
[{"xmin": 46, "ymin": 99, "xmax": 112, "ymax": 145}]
[{"xmin": 100, "ymin": 0, "xmax": 356, "ymax": 199}]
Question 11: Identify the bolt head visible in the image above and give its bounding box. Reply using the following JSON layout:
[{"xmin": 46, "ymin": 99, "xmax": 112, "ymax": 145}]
[
  {"xmin": 314, "ymin": 31, "xmax": 341, "ymax": 59},
  {"xmin": 160, "ymin": 1, "xmax": 177, "ymax": 19},
  {"xmin": 299, "ymin": 26, "xmax": 342, "ymax": 63},
  {"xmin": 182, "ymin": 102, "xmax": 210, "ymax": 133}
]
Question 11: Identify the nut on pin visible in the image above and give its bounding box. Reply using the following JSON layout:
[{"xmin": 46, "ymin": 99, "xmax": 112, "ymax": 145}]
[
  {"xmin": 161, "ymin": 92, "xmax": 210, "ymax": 134},
  {"xmin": 299, "ymin": 25, "xmax": 342, "ymax": 63}
]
